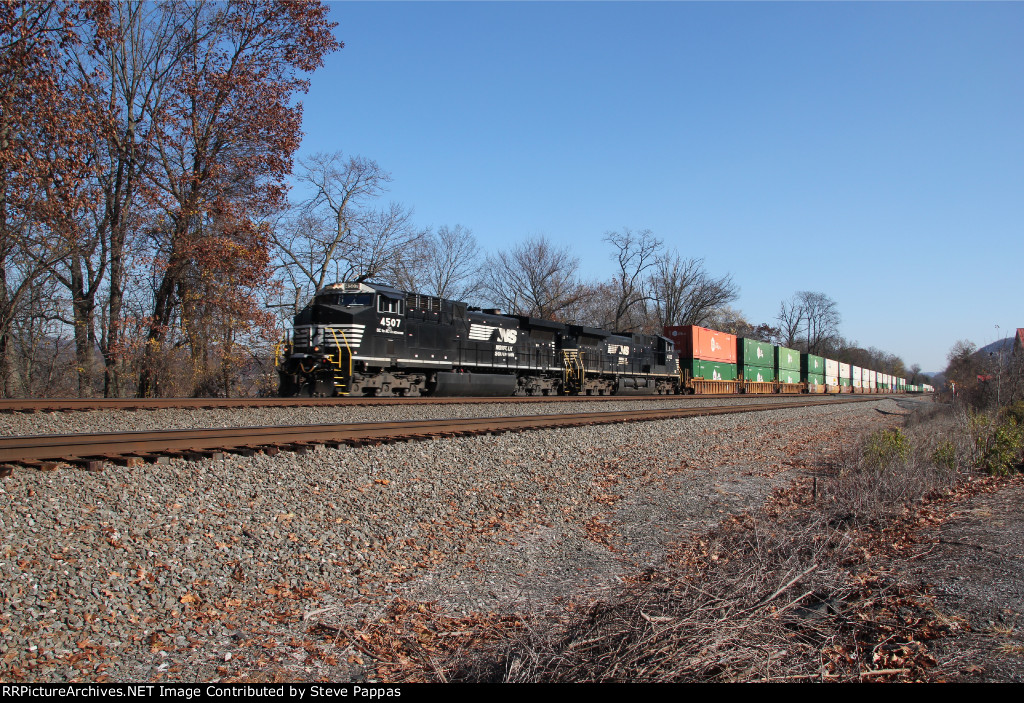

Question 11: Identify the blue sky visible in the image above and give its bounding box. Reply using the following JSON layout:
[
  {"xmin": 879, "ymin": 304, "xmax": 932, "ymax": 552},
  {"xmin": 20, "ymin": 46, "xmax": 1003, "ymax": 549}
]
[{"xmin": 294, "ymin": 1, "xmax": 1023, "ymax": 373}]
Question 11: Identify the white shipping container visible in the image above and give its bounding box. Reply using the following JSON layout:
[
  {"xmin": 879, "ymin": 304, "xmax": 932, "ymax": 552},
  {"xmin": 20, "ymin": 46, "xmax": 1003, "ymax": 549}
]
[
  {"xmin": 839, "ymin": 362, "xmax": 851, "ymax": 378},
  {"xmin": 853, "ymin": 366, "xmax": 862, "ymax": 382},
  {"xmin": 825, "ymin": 358, "xmax": 839, "ymax": 376},
  {"xmin": 826, "ymin": 375, "xmax": 839, "ymax": 386},
  {"xmin": 868, "ymin": 369, "xmax": 877, "ymax": 384}
]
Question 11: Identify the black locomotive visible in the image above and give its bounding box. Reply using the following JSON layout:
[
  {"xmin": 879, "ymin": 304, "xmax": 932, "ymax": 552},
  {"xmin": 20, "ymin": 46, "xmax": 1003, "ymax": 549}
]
[{"xmin": 276, "ymin": 281, "xmax": 679, "ymax": 397}]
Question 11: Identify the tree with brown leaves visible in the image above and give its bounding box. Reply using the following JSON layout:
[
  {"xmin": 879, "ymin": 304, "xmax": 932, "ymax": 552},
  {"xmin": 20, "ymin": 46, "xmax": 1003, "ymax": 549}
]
[
  {"xmin": 137, "ymin": 0, "xmax": 340, "ymax": 396},
  {"xmin": 0, "ymin": 1, "xmax": 110, "ymax": 396}
]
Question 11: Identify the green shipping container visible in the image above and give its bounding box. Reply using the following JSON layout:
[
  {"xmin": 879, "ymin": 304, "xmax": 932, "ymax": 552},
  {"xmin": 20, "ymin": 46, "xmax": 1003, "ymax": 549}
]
[
  {"xmin": 684, "ymin": 359, "xmax": 738, "ymax": 381},
  {"xmin": 775, "ymin": 346, "xmax": 801, "ymax": 372},
  {"xmin": 738, "ymin": 338, "xmax": 774, "ymax": 367},
  {"xmin": 742, "ymin": 365, "xmax": 775, "ymax": 382},
  {"xmin": 801, "ymin": 353, "xmax": 824, "ymax": 375},
  {"xmin": 777, "ymin": 368, "xmax": 800, "ymax": 384},
  {"xmin": 806, "ymin": 372, "xmax": 825, "ymax": 387},
  {"xmin": 839, "ymin": 378, "xmax": 852, "ymax": 387}
]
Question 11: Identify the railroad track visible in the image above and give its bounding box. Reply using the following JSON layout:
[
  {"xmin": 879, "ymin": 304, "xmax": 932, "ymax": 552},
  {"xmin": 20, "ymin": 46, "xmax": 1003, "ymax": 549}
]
[
  {"xmin": 0, "ymin": 392, "xmax": 889, "ymax": 413},
  {"xmin": 0, "ymin": 396, "xmax": 878, "ymax": 474}
]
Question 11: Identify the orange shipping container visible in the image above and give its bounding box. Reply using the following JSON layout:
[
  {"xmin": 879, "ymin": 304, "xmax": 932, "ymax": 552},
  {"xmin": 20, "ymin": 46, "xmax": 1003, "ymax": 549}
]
[{"xmin": 663, "ymin": 325, "xmax": 737, "ymax": 364}]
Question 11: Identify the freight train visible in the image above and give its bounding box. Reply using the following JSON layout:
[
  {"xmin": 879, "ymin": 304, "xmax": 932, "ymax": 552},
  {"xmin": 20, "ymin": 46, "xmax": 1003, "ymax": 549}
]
[{"xmin": 275, "ymin": 282, "xmax": 929, "ymax": 397}]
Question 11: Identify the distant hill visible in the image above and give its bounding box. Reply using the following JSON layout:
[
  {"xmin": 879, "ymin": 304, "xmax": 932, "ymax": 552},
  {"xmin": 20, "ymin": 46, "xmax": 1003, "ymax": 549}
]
[
  {"xmin": 979, "ymin": 336, "xmax": 1014, "ymax": 356},
  {"xmin": 924, "ymin": 336, "xmax": 1014, "ymax": 388}
]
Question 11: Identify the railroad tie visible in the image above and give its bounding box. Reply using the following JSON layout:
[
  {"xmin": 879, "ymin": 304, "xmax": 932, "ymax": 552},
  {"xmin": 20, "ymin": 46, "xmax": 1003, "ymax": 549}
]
[
  {"xmin": 19, "ymin": 460, "xmax": 61, "ymax": 472},
  {"xmin": 68, "ymin": 458, "xmax": 105, "ymax": 472},
  {"xmin": 108, "ymin": 456, "xmax": 147, "ymax": 467},
  {"xmin": 129, "ymin": 453, "xmax": 171, "ymax": 465}
]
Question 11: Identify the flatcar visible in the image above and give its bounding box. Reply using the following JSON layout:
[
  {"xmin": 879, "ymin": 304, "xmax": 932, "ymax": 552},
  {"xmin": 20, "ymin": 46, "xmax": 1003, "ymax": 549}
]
[{"xmin": 276, "ymin": 282, "xmax": 679, "ymax": 397}]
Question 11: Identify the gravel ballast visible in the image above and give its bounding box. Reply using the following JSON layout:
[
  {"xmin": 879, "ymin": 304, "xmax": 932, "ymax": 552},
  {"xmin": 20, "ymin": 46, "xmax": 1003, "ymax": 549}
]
[
  {"xmin": 0, "ymin": 395, "xmax": 861, "ymax": 437},
  {"xmin": 0, "ymin": 397, "xmax": 920, "ymax": 681}
]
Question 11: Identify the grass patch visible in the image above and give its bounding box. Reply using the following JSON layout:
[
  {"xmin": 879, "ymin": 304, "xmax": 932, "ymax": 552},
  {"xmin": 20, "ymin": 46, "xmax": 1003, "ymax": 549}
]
[{"xmin": 318, "ymin": 401, "xmax": 996, "ymax": 682}]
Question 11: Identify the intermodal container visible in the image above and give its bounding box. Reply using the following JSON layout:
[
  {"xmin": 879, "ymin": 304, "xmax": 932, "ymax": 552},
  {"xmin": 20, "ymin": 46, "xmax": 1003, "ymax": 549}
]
[
  {"xmin": 663, "ymin": 325, "xmax": 737, "ymax": 363},
  {"xmin": 738, "ymin": 338, "xmax": 774, "ymax": 367},
  {"xmin": 743, "ymin": 365, "xmax": 775, "ymax": 382},
  {"xmin": 801, "ymin": 353, "xmax": 824, "ymax": 376},
  {"xmin": 825, "ymin": 358, "xmax": 839, "ymax": 377},
  {"xmin": 839, "ymin": 377, "xmax": 852, "ymax": 387},
  {"xmin": 806, "ymin": 373, "xmax": 826, "ymax": 391},
  {"xmin": 826, "ymin": 375, "xmax": 839, "ymax": 387},
  {"xmin": 839, "ymin": 362, "xmax": 851, "ymax": 379},
  {"xmin": 683, "ymin": 359, "xmax": 738, "ymax": 381},
  {"xmin": 868, "ymin": 369, "xmax": 876, "ymax": 386},
  {"xmin": 777, "ymin": 368, "xmax": 800, "ymax": 384},
  {"xmin": 852, "ymin": 366, "xmax": 862, "ymax": 383},
  {"xmin": 775, "ymin": 346, "xmax": 801, "ymax": 372}
]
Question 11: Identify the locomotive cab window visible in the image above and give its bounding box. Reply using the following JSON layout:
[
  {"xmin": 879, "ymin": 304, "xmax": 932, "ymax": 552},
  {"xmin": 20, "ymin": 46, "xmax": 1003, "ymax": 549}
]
[
  {"xmin": 340, "ymin": 293, "xmax": 373, "ymax": 307},
  {"xmin": 377, "ymin": 296, "xmax": 404, "ymax": 315}
]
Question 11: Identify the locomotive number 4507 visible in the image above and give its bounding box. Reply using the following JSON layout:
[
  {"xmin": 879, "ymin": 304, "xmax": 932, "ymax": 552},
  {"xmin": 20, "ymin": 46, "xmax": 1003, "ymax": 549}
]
[{"xmin": 377, "ymin": 317, "xmax": 403, "ymax": 335}]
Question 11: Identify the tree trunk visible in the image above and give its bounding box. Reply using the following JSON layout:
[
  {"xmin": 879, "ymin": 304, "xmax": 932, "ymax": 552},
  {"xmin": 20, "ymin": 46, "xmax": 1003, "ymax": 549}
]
[{"xmin": 138, "ymin": 258, "xmax": 179, "ymax": 398}]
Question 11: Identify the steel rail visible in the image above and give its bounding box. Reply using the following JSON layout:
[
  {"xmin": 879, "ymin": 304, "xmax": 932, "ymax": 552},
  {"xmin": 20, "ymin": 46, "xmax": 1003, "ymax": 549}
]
[
  {"xmin": 0, "ymin": 392, "xmax": 889, "ymax": 414},
  {"xmin": 0, "ymin": 396, "xmax": 877, "ymax": 468}
]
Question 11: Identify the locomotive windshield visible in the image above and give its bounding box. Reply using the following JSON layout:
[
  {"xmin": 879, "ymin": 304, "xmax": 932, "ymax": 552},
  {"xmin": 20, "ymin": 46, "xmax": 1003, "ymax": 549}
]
[{"xmin": 318, "ymin": 293, "xmax": 373, "ymax": 307}]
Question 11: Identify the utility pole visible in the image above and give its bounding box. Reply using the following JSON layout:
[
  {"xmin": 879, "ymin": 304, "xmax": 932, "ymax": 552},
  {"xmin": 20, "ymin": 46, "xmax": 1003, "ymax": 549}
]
[{"xmin": 996, "ymin": 324, "xmax": 1002, "ymax": 406}]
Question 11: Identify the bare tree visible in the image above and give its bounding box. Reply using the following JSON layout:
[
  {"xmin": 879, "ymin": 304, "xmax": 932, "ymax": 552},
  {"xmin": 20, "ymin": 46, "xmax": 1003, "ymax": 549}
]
[
  {"xmin": 909, "ymin": 363, "xmax": 922, "ymax": 384},
  {"xmin": 273, "ymin": 152, "xmax": 424, "ymax": 299},
  {"xmin": 945, "ymin": 339, "xmax": 983, "ymax": 402},
  {"xmin": 651, "ymin": 250, "xmax": 739, "ymax": 328},
  {"xmin": 604, "ymin": 227, "xmax": 662, "ymax": 332},
  {"xmin": 777, "ymin": 291, "xmax": 842, "ymax": 355},
  {"xmin": 704, "ymin": 305, "xmax": 779, "ymax": 342},
  {"xmin": 562, "ymin": 280, "xmax": 619, "ymax": 329},
  {"xmin": 776, "ymin": 296, "xmax": 803, "ymax": 349},
  {"xmin": 801, "ymin": 291, "xmax": 841, "ymax": 355},
  {"xmin": 483, "ymin": 235, "xmax": 582, "ymax": 320},
  {"xmin": 9, "ymin": 269, "xmax": 72, "ymax": 396},
  {"xmin": 393, "ymin": 224, "xmax": 483, "ymax": 303}
]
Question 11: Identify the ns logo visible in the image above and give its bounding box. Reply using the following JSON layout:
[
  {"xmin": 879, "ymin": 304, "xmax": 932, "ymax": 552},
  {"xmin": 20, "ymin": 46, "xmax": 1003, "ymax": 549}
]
[{"xmin": 495, "ymin": 328, "xmax": 518, "ymax": 344}]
